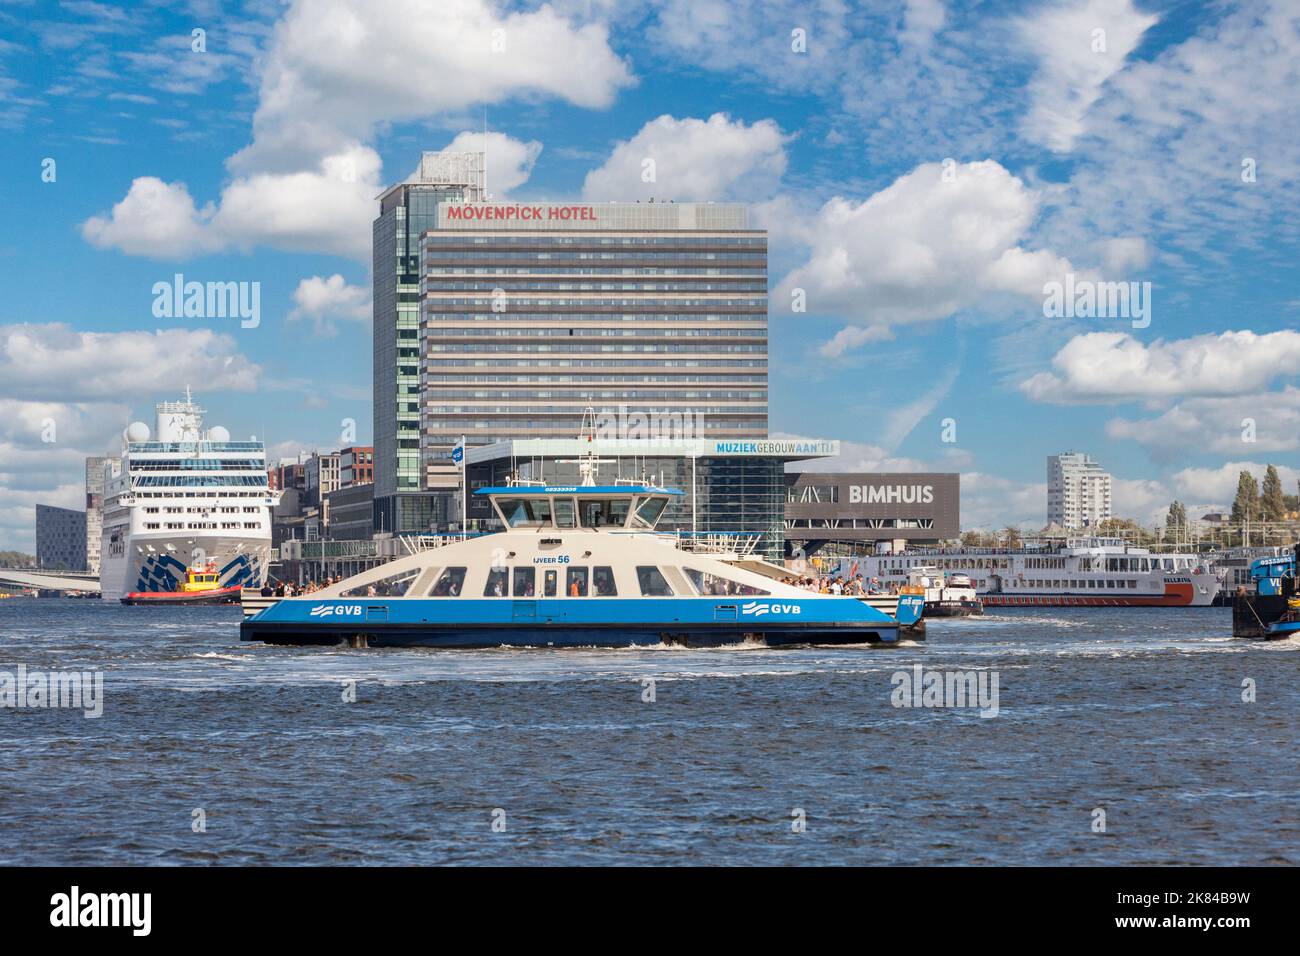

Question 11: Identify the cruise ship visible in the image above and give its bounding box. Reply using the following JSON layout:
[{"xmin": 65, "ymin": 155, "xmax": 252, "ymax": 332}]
[
  {"xmin": 842, "ymin": 537, "xmax": 1221, "ymax": 607},
  {"xmin": 98, "ymin": 391, "xmax": 279, "ymax": 602}
]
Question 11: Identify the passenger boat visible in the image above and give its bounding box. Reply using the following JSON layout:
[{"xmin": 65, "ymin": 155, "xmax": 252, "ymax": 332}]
[
  {"xmin": 120, "ymin": 562, "xmax": 241, "ymax": 605},
  {"xmin": 904, "ymin": 566, "xmax": 983, "ymax": 617},
  {"xmin": 240, "ymin": 483, "xmax": 923, "ymax": 648},
  {"xmin": 847, "ymin": 537, "xmax": 1221, "ymax": 608}
]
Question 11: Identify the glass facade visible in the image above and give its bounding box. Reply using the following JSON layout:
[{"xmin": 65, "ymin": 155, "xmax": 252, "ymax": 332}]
[
  {"xmin": 372, "ymin": 153, "xmax": 485, "ymax": 532},
  {"xmin": 419, "ymin": 202, "xmax": 768, "ymax": 495}
]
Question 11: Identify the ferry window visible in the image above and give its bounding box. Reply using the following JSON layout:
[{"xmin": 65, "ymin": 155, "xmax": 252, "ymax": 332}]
[
  {"xmin": 592, "ymin": 566, "xmax": 618, "ymax": 596},
  {"xmin": 637, "ymin": 566, "xmax": 674, "ymax": 596},
  {"xmin": 497, "ymin": 497, "xmax": 551, "ymax": 528},
  {"xmin": 428, "ymin": 567, "xmax": 467, "ymax": 597},
  {"xmin": 566, "ymin": 567, "xmax": 588, "ymax": 597},
  {"xmin": 554, "ymin": 498, "xmax": 577, "ymax": 529},
  {"xmin": 684, "ymin": 567, "xmax": 769, "ymax": 597},
  {"xmin": 631, "ymin": 496, "xmax": 668, "ymax": 529},
  {"xmin": 544, "ymin": 569, "xmax": 557, "ymax": 597},
  {"xmin": 484, "ymin": 567, "xmax": 509, "ymax": 597},
  {"xmin": 341, "ymin": 567, "xmax": 421, "ymax": 597},
  {"xmin": 512, "ymin": 567, "xmax": 536, "ymax": 597}
]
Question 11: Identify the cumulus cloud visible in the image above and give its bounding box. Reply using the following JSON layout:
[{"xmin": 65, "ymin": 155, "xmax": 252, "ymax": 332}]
[
  {"xmin": 1171, "ymin": 461, "xmax": 1300, "ymax": 505},
  {"xmin": 1017, "ymin": 0, "xmax": 1158, "ymax": 153},
  {"xmin": 1107, "ymin": 386, "xmax": 1300, "ymax": 455},
  {"xmin": 1021, "ymin": 330, "xmax": 1300, "ymax": 404},
  {"xmin": 234, "ymin": 0, "xmax": 632, "ymax": 172},
  {"xmin": 84, "ymin": 0, "xmax": 630, "ymax": 262},
  {"xmin": 776, "ymin": 160, "xmax": 1073, "ymax": 350},
  {"xmin": 288, "ymin": 274, "xmax": 371, "ymax": 334},
  {"xmin": 582, "ymin": 113, "xmax": 788, "ymax": 201},
  {"xmin": 82, "ymin": 177, "xmax": 222, "ymax": 259},
  {"xmin": 0, "ymin": 323, "xmax": 261, "ymax": 401},
  {"xmin": 444, "ymin": 130, "xmax": 543, "ymax": 196}
]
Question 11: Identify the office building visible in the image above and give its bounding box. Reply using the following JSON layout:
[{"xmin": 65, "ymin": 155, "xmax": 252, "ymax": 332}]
[{"xmin": 36, "ymin": 504, "xmax": 87, "ymax": 571}]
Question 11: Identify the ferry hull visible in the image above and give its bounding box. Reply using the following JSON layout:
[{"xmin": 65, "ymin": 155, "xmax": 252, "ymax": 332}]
[
  {"xmin": 240, "ymin": 595, "xmax": 910, "ymax": 649},
  {"xmin": 240, "ymin": 620, "xmax": 902, "ymax": 648}
]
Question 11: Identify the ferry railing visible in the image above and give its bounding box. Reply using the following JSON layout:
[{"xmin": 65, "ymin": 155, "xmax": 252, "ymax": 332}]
[{"xmin": 672, "ymin": 531, "xmax": 763, "ymax": 557}]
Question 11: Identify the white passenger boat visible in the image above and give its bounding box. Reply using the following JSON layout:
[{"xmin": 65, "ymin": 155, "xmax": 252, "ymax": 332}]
[
  {"xmin": 847, "ymin": 537, "xmax": 1221, "ymax": 608},
  {"xmin": 240, "ymin": 484, "xmax": 923, "ymax": 648}
]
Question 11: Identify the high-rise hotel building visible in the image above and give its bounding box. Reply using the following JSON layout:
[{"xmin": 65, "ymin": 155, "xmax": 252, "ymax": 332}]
[
  {"xmin": 419, "ymin": 196, "xmax": 769, "ymax": 492},
  {"xmin": 373, "ymin": 150, "xmax": 769, "ymax": 531}
]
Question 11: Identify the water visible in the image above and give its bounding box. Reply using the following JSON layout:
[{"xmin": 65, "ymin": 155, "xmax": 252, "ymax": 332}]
[{"xmin": 1, "ymin": 599, "xmax": 1297, "ymax": 865}]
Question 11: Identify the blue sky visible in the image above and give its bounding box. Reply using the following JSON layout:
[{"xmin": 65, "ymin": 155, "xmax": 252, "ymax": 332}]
[{"xmin": 1, "ymin": 0, "xmax": 1298, "ymax": 550}]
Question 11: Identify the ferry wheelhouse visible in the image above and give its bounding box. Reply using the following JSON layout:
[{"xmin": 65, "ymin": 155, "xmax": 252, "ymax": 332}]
[
  {"xmin": 241, "ymin": 484, "xmax": 921, "ymax": 648},
  {"xmin": 847, "ymin": 537, "xmax": 1220, "ymax": 608}
]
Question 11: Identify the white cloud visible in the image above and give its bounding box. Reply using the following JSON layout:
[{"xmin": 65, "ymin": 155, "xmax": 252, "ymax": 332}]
[
  {"xmin": 444, "ymin": 130, "xmax": 543, "ymax": 196},
  {"xmin": 582, "ymin": 113, "xmax": 788, "ymax": 201},
  {"xmin": 1017, "ymin": 0, "xmax": 1158, "ymax": 153},
  {"xmin": 233, "ymin": 0, "xmax": 632, "ymax": 172},
  {"xmin": 776, "ymin": 160, "xmax": 1074, "ymax": 351},
  {"xmin": 902, "ymin": 0, "xmax": 947, "ymax": 47},
  {"xmin": 0, "ymin": 323, "xmax": 261, "ymax": 400},
  {"xmin": 1107, "ymin": 386, "xmax": 1300, "ymax": 455},
  {"xmin": 1021, "ymin": 330, "xmax": 1300, "ymax": 404},
  {"xmin": 1171, "ymin": 462, "xmax": 1300, "ymax": 505},
  {"xmin": 82, "ymin": 177, "xmax": 222, "ymax": 259},
  {"xmin": 956, "ymin": 472, "xmax": 1048, "ymax": 530},
  {"xmin": 288, "ymin": 274, "xmax": 371, "ymax": 334},
  {"xmin": 85, "ymin": 0, "xmax": 631, "ymax": 262}
]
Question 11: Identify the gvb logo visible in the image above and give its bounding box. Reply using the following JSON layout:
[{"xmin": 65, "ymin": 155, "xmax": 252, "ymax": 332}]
[
  {"xmin": 741, "ymin": 601, "xmax": 801, "ymax": 617},
  {"xmin": 309, "ymin": 604, "xmax": 361, "ymax": 617}
]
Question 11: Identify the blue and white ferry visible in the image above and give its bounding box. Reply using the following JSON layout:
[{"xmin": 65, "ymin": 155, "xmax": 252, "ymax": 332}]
[{"xmin": 240, "ymin": 483, "xmax": 922, "ymax": 649}]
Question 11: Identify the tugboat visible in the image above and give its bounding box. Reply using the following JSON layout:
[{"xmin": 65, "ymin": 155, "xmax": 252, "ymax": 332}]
[
  {"xmin": 1233, "ymin": 544, "xmax": 1300, "ymax": 639},
  {"xmin": 241, "ymin": 482, "xmax": 922, "ymax": 649},
  {"xmin": 906, "ymin": 566, "xmax": 983, "ymax": 617},
  {"xmin": 120, "ymin": 561, "xmax": 241, "ymax": 606}
]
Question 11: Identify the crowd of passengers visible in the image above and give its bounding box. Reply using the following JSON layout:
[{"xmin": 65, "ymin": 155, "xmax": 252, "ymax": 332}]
[{"xmin": 779, "ymin": 574, "xmax": 892, "ymax": 595}]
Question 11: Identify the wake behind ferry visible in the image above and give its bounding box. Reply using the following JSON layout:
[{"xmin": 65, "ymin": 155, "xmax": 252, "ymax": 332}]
[{"xmin": 241, "ymin": 483, "xmax": 923, "ymax": 649}]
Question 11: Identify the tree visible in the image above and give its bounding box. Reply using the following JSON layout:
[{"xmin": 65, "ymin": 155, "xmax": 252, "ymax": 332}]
[
  {"xmin": 1261, "ymin": 465, "xmax": 1287, "ymax": 521},
  {"xmin": 1001, "ymin": 525, "xmax": 1022, "ymax": 548},
  {"xmin": 1165, "ymin": 500, "xmax": 1187, "ymax": 534},
  {"xmin": 1229, "ymin": 469, "xmax": 1259, "ymax": 524}
]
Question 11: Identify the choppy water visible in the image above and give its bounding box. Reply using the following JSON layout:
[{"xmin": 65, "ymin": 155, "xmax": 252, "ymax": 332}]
[{"xmin": 1, "ymin": 599, "xmax": 1297, "ymax": 865}]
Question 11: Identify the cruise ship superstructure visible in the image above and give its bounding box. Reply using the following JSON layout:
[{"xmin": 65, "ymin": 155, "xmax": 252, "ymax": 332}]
[
  {"xmin": 846, "ymin": 537, "xmax": 1221, "ymax": 607},
  {"xmin": 98, "ymin": 391, "xmax": 278, "ymax": 601}
]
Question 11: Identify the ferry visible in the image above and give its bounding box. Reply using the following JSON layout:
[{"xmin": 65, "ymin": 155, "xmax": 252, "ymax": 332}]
[
  {"xmin": 241, "ymin": 483, "xmax": 923, "ymax": 649},
  {"xmin": 846, "ymin": 537, "xmax": 1220, "ymax": 608},
  {"xmin": 120, "ymin": 561, "xmax": 242, "ymax": 606},
  {"xmin": 99, "ymin": 389, "xmax": 279, "ymax": 602}
]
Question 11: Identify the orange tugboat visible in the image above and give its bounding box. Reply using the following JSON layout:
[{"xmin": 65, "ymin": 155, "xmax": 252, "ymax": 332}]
[{"xmin": 120, "ymin": 562, "xmax": 241, "ymax": 606}]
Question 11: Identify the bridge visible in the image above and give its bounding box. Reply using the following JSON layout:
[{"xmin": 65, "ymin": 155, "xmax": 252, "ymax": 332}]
[{"xmin": 0, "ymin": 568, "xmax": 101, "ymax": 594}]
